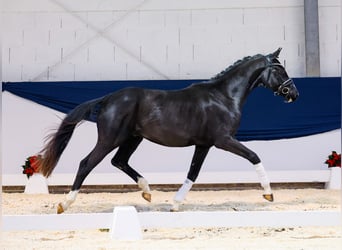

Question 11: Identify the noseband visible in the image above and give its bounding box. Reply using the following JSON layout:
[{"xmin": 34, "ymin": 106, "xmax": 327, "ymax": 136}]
[{"xmin": 274, "ymin": 78, "xmax": 292, "ymax": 96}]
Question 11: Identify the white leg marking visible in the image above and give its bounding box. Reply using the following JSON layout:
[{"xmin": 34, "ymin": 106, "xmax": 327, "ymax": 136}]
[
  {"xmin": 255, "ymin": 163, "xmax": 272, "ymax": 194},
  {"xmin": 60, "ymin": 190, "xmax": 79, "ymax": 211},
  {"xmin": 171, "ymin": 179, "xmax": 194, "ymax": 211},
  {"xmin": 138, "ymin": 177, "xmax": 151, "ymax": 193},
  {"xmin": 174, "ymin": 178, "xmax": 193, "ymax": 203}
]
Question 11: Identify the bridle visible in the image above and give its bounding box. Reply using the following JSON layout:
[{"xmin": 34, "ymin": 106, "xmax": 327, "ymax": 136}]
[
  {"xmin": 262, "ymin": 62, "xmax": 293, "ymax": 97},
  {"xmin": 275, "ymin": 78, "xmax": 292, "ymax": 96}
]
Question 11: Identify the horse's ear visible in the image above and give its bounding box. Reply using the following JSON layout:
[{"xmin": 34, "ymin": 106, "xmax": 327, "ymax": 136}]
[{"xmin": 272, "ymin": 47, "xmax": 282, "ymax": 58}]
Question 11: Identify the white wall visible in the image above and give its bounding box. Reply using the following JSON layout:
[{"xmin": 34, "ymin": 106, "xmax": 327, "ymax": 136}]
[
  {"xmin": 318, "ymin": 0, "xmax": 342, "ymax": 75},
  {"xmin": 2, "ymin": 0, "xmax": 341, "ymax": 185},
  {"xmin": 2, "ymin": 0, "xmax": 341, "ymax": 82}
]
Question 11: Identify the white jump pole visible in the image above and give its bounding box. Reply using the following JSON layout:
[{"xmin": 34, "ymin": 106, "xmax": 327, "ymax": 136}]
[{"xmin": 109, "ymin": 206, "xmax": 143, "ymax": 240}]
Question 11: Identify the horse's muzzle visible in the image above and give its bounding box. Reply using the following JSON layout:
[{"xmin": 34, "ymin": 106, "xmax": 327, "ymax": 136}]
[
  {"xmin": 285, "ymin": 82, "xmax": 299, "ymax": 103},
  {"xmin": 276, "ymin": 79, "xmax": 299, "ymax": 103}
]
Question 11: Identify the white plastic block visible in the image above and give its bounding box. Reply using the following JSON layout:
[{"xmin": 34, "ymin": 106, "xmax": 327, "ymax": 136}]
[
  {"xmin": 110, "ymin": 206, "xmax": 142, "ymax": 241},
  {"xmin": 24, "ymin": 173, "xmax": 49, "ymax": 194},
  {"xmin": 325, "ymin": 167, "xmax": 341, "ymax": 190}
]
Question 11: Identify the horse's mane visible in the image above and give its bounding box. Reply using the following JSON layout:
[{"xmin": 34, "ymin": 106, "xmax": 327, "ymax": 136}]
[{"xmin": 210, "ymin": 54, "xmax": 264, "ymax": 81}]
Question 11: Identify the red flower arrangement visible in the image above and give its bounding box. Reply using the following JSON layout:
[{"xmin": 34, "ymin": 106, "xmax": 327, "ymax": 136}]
[
  {"xmin": 325, "ymin": 151, "xmax": 341, "ymax": 168},
  {"xmin": 22, "ymin": 155, "xmax": 41, "ymax": 178}
]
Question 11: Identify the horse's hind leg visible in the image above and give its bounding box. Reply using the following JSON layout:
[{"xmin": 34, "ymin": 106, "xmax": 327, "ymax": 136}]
[
  {"xmin": 57, "ymin": 143, "xmax": 114, "ymax": 214},
  {"xmin": 111, "ymin": 136, "xmax": 152, "ymax": 202}
]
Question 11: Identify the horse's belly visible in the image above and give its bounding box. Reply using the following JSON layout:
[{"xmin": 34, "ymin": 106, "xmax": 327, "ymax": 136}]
[
  {"xmin": 142, "ymin": 133, "xmax": 192, "ymax": 147},
  {"xmin": 138, "ymin": 128, "xmax": 193, "ymax": 147}
]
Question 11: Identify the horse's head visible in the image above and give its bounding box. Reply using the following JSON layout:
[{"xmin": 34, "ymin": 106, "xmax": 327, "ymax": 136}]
[{"xmin": 259, "ymin": 48, "xmax": 299, "ymax": 103}]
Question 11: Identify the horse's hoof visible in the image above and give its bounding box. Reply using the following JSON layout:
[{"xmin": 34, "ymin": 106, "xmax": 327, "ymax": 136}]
[
  {"xmin": 170, "ymin": 207, "xmax": 179, "ymax": 212},
  {"xmin": 170, "ymin": 201, "xmax": 180, "ymax": 212},
  {"xmin": 57, "ymin": 203, "xmax": 64, "ymax": 214},
  {"xmin": 263, "ymin": 194, "xmax": 274, "ymax": 202},
  {"xmin": 142, "ymin": 192, "xmax": 151, "ymax": 202}
]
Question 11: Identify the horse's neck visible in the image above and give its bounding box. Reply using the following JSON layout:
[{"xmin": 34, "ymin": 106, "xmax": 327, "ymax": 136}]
[{"xmin": 217, "ymin": 60, "xmax": 267, "ymax": 107}]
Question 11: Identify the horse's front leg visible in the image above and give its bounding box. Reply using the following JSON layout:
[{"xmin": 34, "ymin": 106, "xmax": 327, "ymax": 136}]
[
  {"xmin": 171, "ymin": 146, "xmax": 210, "ymax": 211},
  {"xmin": 255, "ymin": 163, "xmax": 273, "ymax": 202},
  {"xmin": 215, "ymin": 136, "xmax": 274, "ymax": 202}
]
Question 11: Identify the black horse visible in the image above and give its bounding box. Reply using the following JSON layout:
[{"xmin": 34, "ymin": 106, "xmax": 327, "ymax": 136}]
[{"xmin": 39, "ymin": 48, "xmax": 298, "ymax": 213}]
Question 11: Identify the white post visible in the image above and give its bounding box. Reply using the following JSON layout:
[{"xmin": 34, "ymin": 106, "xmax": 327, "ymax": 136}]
[
  {"xmin": 325, "ymin": 167, "xmax": 341, "ymax": 189},
  {"xmin": 24, "ymin": 173, "xmax": 49, "ymax": 194},
  {"xmin": 109, "ymin": 206, "xmax": 142, "ymax": 240}
]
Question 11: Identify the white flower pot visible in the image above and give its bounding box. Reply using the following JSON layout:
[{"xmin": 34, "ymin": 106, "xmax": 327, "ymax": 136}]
[
  {"xmin": 325, "ymin": 167, "xmax": 341, "ymax": 189},
  {"xmin": 24, "ymin": 173, "xmax": 49, "ymax": 194}
]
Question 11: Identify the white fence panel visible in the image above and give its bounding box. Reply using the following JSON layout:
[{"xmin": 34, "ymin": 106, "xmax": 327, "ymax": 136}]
[{"xmin": 3, "ymin": 210, "xmax": 341, "ymax": 231}]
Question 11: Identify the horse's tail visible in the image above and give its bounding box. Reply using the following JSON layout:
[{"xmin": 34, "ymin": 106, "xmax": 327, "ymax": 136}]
[{"xmin": 39, "ymin": 98, "xmax": 101, "ymax": 177}]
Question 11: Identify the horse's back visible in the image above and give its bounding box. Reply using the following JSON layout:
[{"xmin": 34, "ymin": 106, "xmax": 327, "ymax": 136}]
[{"xmin": 134, "ymin": 85, "xmax": 223, "ymax": 146}]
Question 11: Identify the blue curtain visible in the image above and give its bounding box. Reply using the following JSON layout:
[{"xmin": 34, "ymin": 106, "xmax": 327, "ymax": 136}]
[{"xmin": 2, "ymin": 77, "xmax": 341, "ymax": 141}]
